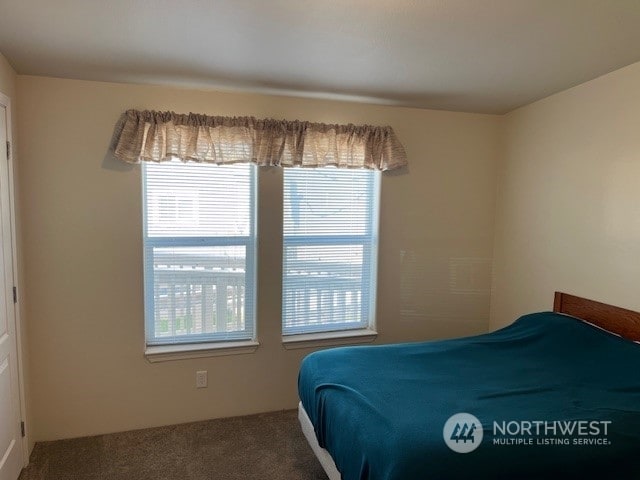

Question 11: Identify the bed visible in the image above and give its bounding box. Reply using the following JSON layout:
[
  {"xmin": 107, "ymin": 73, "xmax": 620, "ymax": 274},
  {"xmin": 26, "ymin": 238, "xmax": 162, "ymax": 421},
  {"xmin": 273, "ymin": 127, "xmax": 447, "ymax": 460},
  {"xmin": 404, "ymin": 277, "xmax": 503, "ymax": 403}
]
[{"xmin": 297, "ymin": 292, "xmax": 640, "ymax": 479}]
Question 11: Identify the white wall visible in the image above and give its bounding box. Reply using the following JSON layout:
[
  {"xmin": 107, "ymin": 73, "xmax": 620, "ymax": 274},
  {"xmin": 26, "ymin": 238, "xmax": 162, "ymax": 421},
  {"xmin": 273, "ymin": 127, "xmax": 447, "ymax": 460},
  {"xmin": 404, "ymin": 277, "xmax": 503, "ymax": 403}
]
[
  {"xmin": 491, "ymin": 61, "xmax": 640, "ymax": 329},
  {"xmin": 17, "ymin": 76, "xmax": 500, "ymax": 441}
]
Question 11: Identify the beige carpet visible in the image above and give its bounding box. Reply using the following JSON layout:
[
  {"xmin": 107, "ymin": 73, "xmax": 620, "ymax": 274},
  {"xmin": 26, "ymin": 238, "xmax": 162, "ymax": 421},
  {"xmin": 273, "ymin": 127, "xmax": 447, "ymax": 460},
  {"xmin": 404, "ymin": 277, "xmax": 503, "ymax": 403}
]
[{"xmin": 19, "ymin": 410, "xmax": 328, "ymax": 480}]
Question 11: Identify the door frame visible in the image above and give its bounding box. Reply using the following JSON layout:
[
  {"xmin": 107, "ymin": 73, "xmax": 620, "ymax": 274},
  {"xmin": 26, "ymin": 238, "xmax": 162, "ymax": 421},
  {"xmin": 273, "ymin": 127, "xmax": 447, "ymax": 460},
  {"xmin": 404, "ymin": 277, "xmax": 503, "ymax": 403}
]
[{"xmin": 0, "ymin": 90, "xmax": 29, "ymax": 467}]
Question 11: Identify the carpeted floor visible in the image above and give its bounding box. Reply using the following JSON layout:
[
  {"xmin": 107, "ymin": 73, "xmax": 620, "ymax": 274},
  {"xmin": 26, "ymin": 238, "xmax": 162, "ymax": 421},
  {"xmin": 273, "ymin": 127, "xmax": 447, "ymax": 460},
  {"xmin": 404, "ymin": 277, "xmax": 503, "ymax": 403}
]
[{"xmin": 19, "ymin": 410, "xmax": 328, "ymax": 480}]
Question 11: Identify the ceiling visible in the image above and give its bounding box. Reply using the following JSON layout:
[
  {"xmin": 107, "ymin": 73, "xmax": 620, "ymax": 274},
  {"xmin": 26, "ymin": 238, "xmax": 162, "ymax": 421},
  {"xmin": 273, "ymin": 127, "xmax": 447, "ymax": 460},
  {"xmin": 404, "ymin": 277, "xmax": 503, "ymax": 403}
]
[{"xmin": 1, "ymin": 0, "xmax": 639, "ymax": 114}]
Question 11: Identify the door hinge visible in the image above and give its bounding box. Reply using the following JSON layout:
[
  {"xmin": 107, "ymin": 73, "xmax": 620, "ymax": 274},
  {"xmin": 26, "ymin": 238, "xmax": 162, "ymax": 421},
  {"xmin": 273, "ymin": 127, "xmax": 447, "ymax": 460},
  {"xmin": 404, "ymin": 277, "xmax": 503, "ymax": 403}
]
[
  {"xmin": 20, "ymin": 421, "xmax": 25, "ymax": 437},
  {"xmin": 12, "ymin": 286, "xmax": 17, "ymax": 304},
  {"xmin": 5, "ymin": 141, "xmax": 10, "ymax": 160}
]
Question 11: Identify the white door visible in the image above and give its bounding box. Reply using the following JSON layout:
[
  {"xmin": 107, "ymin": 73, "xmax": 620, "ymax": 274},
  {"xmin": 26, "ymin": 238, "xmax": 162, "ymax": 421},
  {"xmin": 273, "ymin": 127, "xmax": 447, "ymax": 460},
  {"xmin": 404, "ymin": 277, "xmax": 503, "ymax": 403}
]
[{"xmin": 0, "ymin": 101, "xmax": 23, "ymax": 480}]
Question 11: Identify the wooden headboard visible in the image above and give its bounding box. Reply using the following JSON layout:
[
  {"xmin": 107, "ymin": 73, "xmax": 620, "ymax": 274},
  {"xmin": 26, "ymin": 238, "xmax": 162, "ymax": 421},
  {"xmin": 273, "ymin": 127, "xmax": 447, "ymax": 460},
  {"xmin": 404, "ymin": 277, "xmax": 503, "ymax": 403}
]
[{"xmin": 553, "ymin": 292, "xmax": 640, "ymax": 342}]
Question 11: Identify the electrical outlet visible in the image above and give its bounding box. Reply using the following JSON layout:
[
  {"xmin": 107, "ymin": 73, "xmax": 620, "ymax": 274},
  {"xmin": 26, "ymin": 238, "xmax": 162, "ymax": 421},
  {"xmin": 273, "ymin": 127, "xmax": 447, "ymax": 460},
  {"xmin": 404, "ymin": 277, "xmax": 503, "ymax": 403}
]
[{"xmin": 196, "ymin": 370, "xmax": 208, "ymax": 388}]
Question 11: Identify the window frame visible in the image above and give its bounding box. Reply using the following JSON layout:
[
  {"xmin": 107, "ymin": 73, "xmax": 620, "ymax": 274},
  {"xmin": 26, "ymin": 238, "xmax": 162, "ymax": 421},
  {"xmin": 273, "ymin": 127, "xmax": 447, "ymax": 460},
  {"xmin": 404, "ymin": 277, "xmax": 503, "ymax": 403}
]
[
  {"xmin": 281, "ymin": 167, "xmax": 381, "ymax": 340},
  {"xmin": 141, "ymin": 161, "xmax": 258, "ymax": 352}
]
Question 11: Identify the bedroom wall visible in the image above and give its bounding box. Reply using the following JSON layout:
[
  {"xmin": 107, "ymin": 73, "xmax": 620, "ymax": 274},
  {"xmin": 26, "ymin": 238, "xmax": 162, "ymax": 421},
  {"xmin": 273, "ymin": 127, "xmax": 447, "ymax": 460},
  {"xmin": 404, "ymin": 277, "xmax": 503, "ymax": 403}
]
[
  {"xmin": 491, "ymin": 60, "xmax": 640, "ymax": 329},
  {"xmin": 17, "ymin": 75, "xmax": 500, "ymax": 441},
  {"xmin": 0, "ymin": 53, "xmax": 33, "ymax": 453}
]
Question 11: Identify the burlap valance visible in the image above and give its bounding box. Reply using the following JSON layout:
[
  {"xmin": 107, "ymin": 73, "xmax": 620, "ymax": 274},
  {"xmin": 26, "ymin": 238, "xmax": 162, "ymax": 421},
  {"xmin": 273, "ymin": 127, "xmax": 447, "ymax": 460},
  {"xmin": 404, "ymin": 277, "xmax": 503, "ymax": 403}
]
[{"xmin": 111, "ymin": 110, "xmax": 407, "ymax": 171}]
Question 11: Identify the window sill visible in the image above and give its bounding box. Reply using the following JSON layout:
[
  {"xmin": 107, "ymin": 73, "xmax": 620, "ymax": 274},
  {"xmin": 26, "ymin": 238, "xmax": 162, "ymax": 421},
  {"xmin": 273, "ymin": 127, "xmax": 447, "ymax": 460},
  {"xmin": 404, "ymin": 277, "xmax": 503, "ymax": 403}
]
[
  {"xmin": 282, "ymin": 329, "xmax": 377, "ymax": 350},
  {"xmin": 145, "ymin": 340, "xmax": 260, "ymax": 363}
]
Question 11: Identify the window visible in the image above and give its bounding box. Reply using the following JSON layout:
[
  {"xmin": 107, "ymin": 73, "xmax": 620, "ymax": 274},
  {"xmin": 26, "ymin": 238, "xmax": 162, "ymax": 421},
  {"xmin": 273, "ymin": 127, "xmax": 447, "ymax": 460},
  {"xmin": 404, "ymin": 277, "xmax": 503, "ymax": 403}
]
[
  {"xmin": 282, "ymin": 168, "xmax": 380, "ymax": 336},
  {"xmin": 142, "ymin": 160, "xmax": 257, "ymax": 346}
]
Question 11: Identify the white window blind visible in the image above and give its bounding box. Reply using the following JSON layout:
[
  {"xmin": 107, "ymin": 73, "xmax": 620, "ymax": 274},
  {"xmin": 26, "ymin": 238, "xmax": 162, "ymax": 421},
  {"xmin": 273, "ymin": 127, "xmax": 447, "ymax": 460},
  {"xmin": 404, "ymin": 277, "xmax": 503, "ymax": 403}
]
[
  {"xmin": 282, "ymin": 167, "xmax": 380, "ymax": 335},
  {"xmin": 142, "ymin": 160, "xmax": 256, "ymax": 345}
]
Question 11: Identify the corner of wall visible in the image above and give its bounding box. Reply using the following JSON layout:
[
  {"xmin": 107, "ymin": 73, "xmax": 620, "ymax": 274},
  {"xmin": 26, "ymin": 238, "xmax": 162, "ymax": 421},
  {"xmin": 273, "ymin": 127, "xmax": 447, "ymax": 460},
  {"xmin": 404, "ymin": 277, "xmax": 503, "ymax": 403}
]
[{"xmin": 488, "ymin": 112, "xmax": 508, "ymax": 331}]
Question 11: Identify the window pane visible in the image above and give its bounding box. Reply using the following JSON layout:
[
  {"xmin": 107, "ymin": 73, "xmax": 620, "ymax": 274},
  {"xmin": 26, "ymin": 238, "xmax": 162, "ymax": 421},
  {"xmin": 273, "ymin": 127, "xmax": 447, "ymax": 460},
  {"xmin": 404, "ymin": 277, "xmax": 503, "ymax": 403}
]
[
  {"xmin": 145, "ymin": 162, "xmax": 252, "ymax": 237},
  {"xmin": 284, "ymin": 169, "xmax": 373, "ymax": 236},
  {"xmin": 283, "ymin": 244, "xmax": 366, "ymax": 332},
  {"xmin": 148, "ymin": 246, "xmax": 250, "ymax": 341},
  {"xmin": 143, "ymin": 161, "xmax": 256, "ymax": 345},
  {"xmin": 282, "ymin": 168, "xmax": 379, "ymax": 335}
]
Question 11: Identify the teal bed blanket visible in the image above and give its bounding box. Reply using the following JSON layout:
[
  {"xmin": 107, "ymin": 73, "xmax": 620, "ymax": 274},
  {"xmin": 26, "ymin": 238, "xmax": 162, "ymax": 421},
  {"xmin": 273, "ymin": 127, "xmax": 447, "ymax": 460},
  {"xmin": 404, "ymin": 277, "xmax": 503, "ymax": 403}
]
[{"xmin": 298, "ymin": 312, "xmax": 640, "ymax": 479}]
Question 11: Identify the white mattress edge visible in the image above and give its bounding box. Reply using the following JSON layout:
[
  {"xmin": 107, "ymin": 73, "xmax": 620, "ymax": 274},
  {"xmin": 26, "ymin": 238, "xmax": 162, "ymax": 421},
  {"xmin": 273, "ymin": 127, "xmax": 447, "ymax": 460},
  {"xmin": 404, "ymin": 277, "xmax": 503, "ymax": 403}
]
[{"xmin": 298, "ymin": 402, "xmax": 342, "ymax": 480}]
